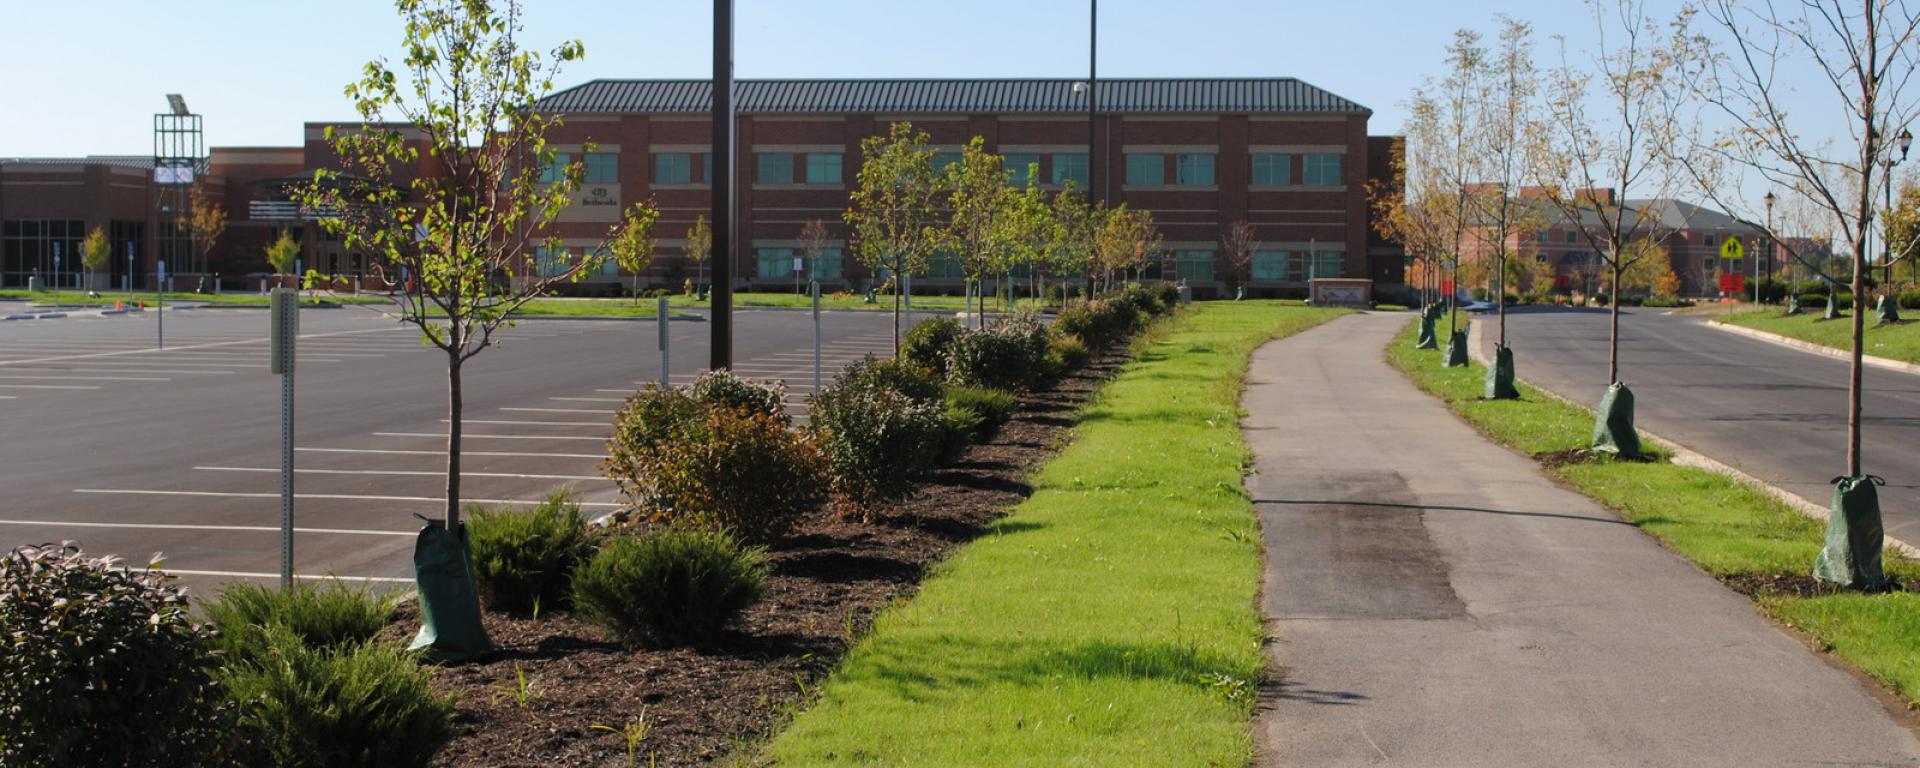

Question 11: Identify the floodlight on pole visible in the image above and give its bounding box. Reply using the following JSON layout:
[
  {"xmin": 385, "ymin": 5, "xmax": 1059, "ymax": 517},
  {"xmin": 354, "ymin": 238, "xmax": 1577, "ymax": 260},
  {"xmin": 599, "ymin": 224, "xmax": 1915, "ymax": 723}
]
[{"xmin": 167, "ymin": 94, "xmax": 189, "ymax": 116}]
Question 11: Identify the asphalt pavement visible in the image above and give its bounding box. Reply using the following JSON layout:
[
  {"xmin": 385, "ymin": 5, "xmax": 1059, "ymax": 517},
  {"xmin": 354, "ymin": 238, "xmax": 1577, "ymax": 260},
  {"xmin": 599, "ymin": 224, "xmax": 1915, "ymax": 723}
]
[
  {"xmin": 1246, "ymin": 312, "xmax": 1920, "ymax": 766},
  {"xmin": 1481, "ymin": 305, "xmax": 1920, "ymax": 543},
  {"xmin": 0, "ymin": 302, "xmax": 918, "ymax": 595}
]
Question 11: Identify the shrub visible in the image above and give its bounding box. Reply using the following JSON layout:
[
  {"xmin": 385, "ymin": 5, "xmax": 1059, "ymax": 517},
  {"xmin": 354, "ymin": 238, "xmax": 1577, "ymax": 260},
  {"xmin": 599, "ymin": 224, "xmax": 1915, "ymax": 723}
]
[
  {"xmin": 685, "ymin": 369, "xmax": 786, "ymax": 422},
  {"xmin": 1048, "ymin": 332, "xmax": 1093, "ymax": 374},
  {"xmin": 222, "ymin": 625, "xmax": 454, "ymax": 768},
  {"xmin": 615, "ymin": 405, "xmax": 826, "ymax": 544},
  {"xmin": 204, "ymin": 580, "xmax": 399, "ymax": 661},
  {"xmin": 1900, "ymin": 290, "xmax": 1920, "ymax": 310},
  {"xmin": 0, "ymin": 544, "xmax": 233, "ymax": 767},
  {"xmin": 1798, "ymin": 293, "xmax": 1828, "ymax": 308},
  {"xmin": 606, "ymin": 385, "xmax": 705, "ymax": 493},
  {"xmin": 834, "ymin": 355, "xmax": 943, "ymax": 404},
  {"xmin": 811, "ymin": 384, "xmax": 948, "ymax": 507},
  {"xmin": 902, "ymin": 316, "xmax": 965, "ymax": 375},
  {"xmin": 945, "ymin": 385, "xmax": 1017, "ymax": 441},
  {"xmin": 1111, "ymin": 283, "xmax": 1161, "ymax": 317},
  {"xmin": 571, "ymin": 526, "xmax": 767, "ymax": 647},
  {"xmin": 468, "ymin": 489, "xmax": 596, "ymax": 614},
  {"xmin": 947, "ymin": 317, "xmax": 1050, "ymax": 391}
]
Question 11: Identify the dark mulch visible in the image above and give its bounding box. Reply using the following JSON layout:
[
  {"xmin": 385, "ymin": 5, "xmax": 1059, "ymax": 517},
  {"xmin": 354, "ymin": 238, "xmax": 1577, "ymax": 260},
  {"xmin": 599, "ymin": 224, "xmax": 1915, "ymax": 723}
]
[
  {"xmin": 408, "ymin": 349, "xmax": 1129, "ymax": 768},
  {"xmin": 1535, "ymin": 448, "xmax": 1662, "ymax": 468},
  {"xmin": 1721, "ymin": 572, "xmax": 1908, "ymax": 600}
]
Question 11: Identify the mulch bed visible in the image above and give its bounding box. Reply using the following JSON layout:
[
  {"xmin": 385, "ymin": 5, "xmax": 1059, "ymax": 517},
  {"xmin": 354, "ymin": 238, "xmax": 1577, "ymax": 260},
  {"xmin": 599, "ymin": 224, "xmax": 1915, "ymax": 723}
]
[
  {"xmin": 1721, "ymin": 572, "xmax": 1907, "ymax": 600},
  {"xmin": 397, "ymin": 349, "xmax": 1128, "ymax": 768}
]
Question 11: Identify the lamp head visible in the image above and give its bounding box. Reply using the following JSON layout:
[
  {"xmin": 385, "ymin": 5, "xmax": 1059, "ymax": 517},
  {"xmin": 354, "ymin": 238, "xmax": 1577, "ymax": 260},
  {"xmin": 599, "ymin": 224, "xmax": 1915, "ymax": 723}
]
[
  {"xmin": 1763, "ymin": 191, "xmax": 1777, "ymax": 211},
  {"xmin": 1901, "ymin": 128, "xmax": 1914, "ymax": 159}
]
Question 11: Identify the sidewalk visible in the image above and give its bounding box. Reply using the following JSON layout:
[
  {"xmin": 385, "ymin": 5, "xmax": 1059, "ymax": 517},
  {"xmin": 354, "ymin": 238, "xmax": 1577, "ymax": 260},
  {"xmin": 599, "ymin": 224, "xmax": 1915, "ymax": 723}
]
[{"xmin": 1244, "ymin": 311, "xmax": 1920, "ymax": 767}]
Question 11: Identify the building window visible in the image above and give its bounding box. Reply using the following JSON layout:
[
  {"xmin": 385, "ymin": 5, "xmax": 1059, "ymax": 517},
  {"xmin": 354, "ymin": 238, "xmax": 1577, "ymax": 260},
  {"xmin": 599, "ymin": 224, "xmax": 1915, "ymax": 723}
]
[
  {"xmin": 1303, "ymin": 154, "xmax": 1342, "ymax": 186},
  {"xmin": 1176, "ymin": 154, "xmax": 1216, "ymax": 186},
  {"xmin": 1312, "ymin": 249, "xmax": 1341, "ymax": 278},
  {"xmin": 756, "ymin": 247, "xmax": 795, "ymax": 278},
  {"xmin": 1052, "ymin": 153, "xmax": 1088, "ymax": 186},
  {"xmin": 534, "ymin": 246, "xmax": 571, "ymax": 277},
  {"xmin": 1174, "ymin": 250, "xmax": 1213, "ymax": 281},
  {"xmin": 1703, "ymin": 257, "xmax": 1715, "ymax": 273},
  {"xmin": 1251, "ymin": 154, "xmax": 1291, "ymax": 186},
  {"xmin": 931, "ymin": 152, "xmax": 963, "ymax": 174},
  {"xmin": 1127, "ymin": 154, "xmax": 1165, "ymax": 185},
  {"xmin": 591, "ymin": 246, "xmax": 618, "ymax": 277},
  {"xmin": 702, "ymin": 153, "xmax": 713, "ymax": 184},
  {"xmin": 1252, "ymin": 250, "xmax": 1290, "ymax": 281},
  {"xmin": 807, "ymin": 247, "xmax": 845, "ymax": 279},
  {"xmin": 1004, "ymin": 153, "xmax": 1040, "ymax": 186},
  {"xmin": 1566, "ymin": 231, "xmax": 1579, "ymax": 243},
  {"xmin": 1704, "ymin": 234, "xmax": 1716, "ymax": 246},
  {"xmin": 928, "ymin": 251, "xmax": 964, "ymax": 278},
  {"xmin": 805, "ymin": 153, "xmax": 843, "ymax": 184},
  {"xmin": 537, "ymin": 152, "xmax": 572, "ymax": 183},
  {"xmin": 1727, "ymin": 258, "xmax": 1743, "ymax": 273},
  {"xmin": 654, "ymin": 152, "xmax": 692, "ymax": 184},
  {"xmin": 757, "ymin": 153, "xmax": 794, "ymax": 184},
  {"xmin": 583, "ymin": 153, "xmax": 618, "ymax": 184},
  {"xmin": 1535, "ymin": 230, "xmax": 1549, "ymax": 243}
]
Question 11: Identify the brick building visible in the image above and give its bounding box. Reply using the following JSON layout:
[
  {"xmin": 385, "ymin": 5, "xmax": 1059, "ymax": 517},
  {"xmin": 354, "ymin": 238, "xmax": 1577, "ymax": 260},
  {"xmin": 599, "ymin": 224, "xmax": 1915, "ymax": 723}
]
[{"xmin": 3, "ymin": 77, "xmax": 1406, "ymax": 297}]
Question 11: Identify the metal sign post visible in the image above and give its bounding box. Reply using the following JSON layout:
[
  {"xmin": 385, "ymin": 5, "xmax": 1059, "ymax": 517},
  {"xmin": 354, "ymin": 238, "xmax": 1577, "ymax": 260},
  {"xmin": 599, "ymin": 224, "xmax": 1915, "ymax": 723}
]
[
  {"xmin": 657, "ymin": 295, "xmax": 670, "ymax": 389},
  {"xmin": 269, "ymin": 288, "xmax": 299, "ymax": 589},
  {"xmin": 812, "ymin": 280, "xmax": 823, "ymax": 393},
  {"xmin": 156, "ymin": 260, "xmax": 166, "ymax": 348}
]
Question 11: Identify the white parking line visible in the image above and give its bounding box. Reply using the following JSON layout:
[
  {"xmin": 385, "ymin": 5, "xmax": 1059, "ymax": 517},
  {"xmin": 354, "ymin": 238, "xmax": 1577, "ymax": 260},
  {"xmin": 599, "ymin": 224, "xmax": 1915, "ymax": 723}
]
[
  {"xmin": 297, "ymin": 446, "xmax": 604, "ymax": 459},
  {"xmin": 74, "ymin": 489, "xmax": 622, "ymax": 507},
  {"xmin": 164, "ymin": 569, "xmax": 413, "ymax": 584},
  {"xmin": 0, "ymin": 326, "xmax": 403, "ymax": 366},
  {"xmin": 500, "ymin": 407, "xmax": 616, "ymax": 414},
  {"xmin": 0, "ymin": 383, "xmax": 101, "ymax": 390},
  {"xmin": 195, "ymin": 466, "xmax": 606, "ymax": 481},
  {"xmin": 3, "ymin": 367, "xmax": 236, "ymax": 375},
  {"xmin": 552, "ymin": 397, "xmax": 626, "ymax": 403},
  {"xmin": 374, "ymin": 432, "xmax": 606, "ymax": 442},
  {"xmin": 0, "ymin": 518, "xmax": 415, "ymax": 537},
  {"xmin": 441, "ymin": 419, "xmax": 605, "ymax": 427},
  {"xmin": 0, "ymin": 374, "xmax": 170, "ymax": 381}
]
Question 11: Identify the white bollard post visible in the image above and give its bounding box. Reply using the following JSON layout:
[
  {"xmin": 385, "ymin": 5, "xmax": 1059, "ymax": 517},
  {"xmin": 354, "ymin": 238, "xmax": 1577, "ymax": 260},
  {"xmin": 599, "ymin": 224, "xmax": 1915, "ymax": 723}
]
[{"xmin": 657, "ymin": 295, "xmax": 670, "ymax": 389}]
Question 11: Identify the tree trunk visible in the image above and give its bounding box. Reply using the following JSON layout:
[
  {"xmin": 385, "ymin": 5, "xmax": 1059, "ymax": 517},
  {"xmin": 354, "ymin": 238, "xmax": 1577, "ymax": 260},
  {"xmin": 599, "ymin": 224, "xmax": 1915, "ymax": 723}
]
[
  {"xmin": 1498, "ymin": 254, "xmax": 1508, "ymax": 347},
  {"xmin": 892, "ymin": 256, "xmax": 902, "ymax": 353},
  {"xmin": 1609, "ymin": 259, "xmax": 1623, "ymax": 384},
  {"xmin": 1849, "ymin": 251, "xmax": 1866, "ymax": 476},
  {"xmin": 445, "ymin": 351, "xmax": 464, "ymax": 527}
]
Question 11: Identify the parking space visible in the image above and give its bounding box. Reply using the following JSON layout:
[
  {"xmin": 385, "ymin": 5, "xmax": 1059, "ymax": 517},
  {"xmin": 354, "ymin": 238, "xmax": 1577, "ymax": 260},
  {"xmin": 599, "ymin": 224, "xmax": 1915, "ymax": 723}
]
[{"xmin": 1, "ymin": 305, "xmax": 917, "ymax": 594}]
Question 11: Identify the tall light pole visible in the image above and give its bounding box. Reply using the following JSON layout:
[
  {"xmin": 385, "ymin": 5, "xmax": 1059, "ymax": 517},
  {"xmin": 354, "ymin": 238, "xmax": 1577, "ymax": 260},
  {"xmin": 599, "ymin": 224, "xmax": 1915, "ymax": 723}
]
[
  {"xmin": 1088, "ymin": 0, "xmax": 1098, "ymax": 208},
  {"xmin": 710, "ymin": 0, "xmax": 735, "ymax": 370},
  {"xmin": 1763, "ymin": 190, "xmax": 1776, "ymax": 299},
  {"xmin": 1882, "ymin": 128, "xmax": 1912, "ymax": 291}
]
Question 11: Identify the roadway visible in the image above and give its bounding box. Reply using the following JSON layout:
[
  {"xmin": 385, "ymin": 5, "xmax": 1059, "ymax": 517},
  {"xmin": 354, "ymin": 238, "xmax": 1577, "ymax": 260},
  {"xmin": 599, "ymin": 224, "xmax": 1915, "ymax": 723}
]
[
  {"xmin": 0, "ymin": 302, "xmax": 915, "ymax": 595},
  {"xmin": 1486, "ymin": 306, "xmax": 1920, "ymax": 542}
]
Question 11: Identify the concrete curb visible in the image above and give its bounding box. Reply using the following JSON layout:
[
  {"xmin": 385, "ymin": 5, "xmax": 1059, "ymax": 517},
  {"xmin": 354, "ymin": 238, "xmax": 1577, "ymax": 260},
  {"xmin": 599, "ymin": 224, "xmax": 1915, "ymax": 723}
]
[
  {"xmin": 1462, "ymin": 316, "xmax": 1920, "ymax": 560},
  {"xmin": 1707, "ymin": 318, "xmax": 1920, "ymax": 377}
]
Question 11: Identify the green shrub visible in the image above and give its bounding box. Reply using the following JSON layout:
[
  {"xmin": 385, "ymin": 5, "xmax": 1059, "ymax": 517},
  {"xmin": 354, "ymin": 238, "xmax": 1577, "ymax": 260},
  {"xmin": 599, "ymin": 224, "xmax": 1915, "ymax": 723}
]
[
  {"xmin": 835, "ymin": 355, "xmax": 943, "ymax": 404},
  {"xmin": 468, "ymin": 489, "xmax": 596, "ymax": 614},
  {"xmin": 571, "ymin": 526, "xmax": 767, "ymax": 647},
  {"xmin": 947, "ymin": 317, "xmax": 1050, "ymax": 391},
  {"xmin": 945, "ymin": 385, "xmax": 1017, "ymax": 434},
  {"xmin": 1111, "ymin": 282, "xmax": 1162, "ymax": 317},
  {"xmin": 1152, "ymin": 282, "xmax": 1182, "ymax": 313},
  {"xmin": 222, "ymin": 625, "xmax": 454, "ymax": 768},
  {"xmin": 811, "ymin": 384, "xmax": 948, "ymax": 507},
  {"xmin": 0, "ymin": 543, "xmax": 233, "ymax": 767},
  {"xmin": 902, "ymin": 317, "xmax": 965, "ymax": 375},
  {"xmin": 613, "ymin": 405, "xmax": 826, "ymax": 544},
  {"xmin": 1798, "ymin": 293, "xmax": 1828, "ymax": 308},
  {"xmin": 1048, "ymin": 332, "xmax": 1094, "ymax": 374},
  {"xmin": 605, "ymin": 385, "xmax": 704, "ymax": 498},
  {"xmin": 685, "ymin": 369, "xmax": 787, "ymax": 422},
  {"xmin": 204, "ymin": 580, "xmax": 399, "ymax": 661},
  {"xmin": 1900, "ymin": 290, "xmax": 1920, "ymax": 310}
]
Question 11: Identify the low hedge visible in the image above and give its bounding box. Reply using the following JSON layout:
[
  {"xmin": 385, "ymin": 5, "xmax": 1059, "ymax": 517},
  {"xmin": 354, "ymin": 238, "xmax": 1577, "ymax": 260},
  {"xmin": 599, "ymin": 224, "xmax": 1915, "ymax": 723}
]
[{"xmin": 572, "ymin": 525, "xmax": 767, "ymax": 647}]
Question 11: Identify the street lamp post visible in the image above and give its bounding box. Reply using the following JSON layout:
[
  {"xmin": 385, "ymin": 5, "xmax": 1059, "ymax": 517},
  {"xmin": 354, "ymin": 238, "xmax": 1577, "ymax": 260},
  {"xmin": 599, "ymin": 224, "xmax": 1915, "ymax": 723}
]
[
  {"xmin": 1764, "ymin": 190, "xmax": 1776, "ymax": 300},
  {"xmin": 1882, "ymin": 128, "xmax": 1913, "ymax": 291}
]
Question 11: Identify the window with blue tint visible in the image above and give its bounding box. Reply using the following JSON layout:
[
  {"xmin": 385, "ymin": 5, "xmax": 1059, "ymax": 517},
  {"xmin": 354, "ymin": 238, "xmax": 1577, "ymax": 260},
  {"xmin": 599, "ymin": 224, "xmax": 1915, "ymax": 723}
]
[
  {"xmin": 702, "ymin": 153, "xmax": 712, "ymax": 184},
  {"xmin": 1175, "ymin": 250, "xmax": 1213, "ymax": 281},
  {"xmin": 538, "ymin": 153, "xmax": 572, "ymax": 183},
  {"xmin": 1303, "ymin": 154, "xmax": 1343, "ymax": 186},
  {"xmin": 810, "ymin": 247, "xmax": 844, "ymax": 279},
  {"xmin": 928, "ymin": 251, "xmax": 964, "ymax": 278},
  {"xmin": 757, "ymin": 153, "xmax": 794, "ymax": 184},
  {"xmin": 1304, "ymin": 249, "xmax": 1341, "ymax": 279},
  {"xmin": 583, "ymin": 153, "xmax": 619, "ymax": 184},
  {"xmin": 591, "ymin": 247, "xmax": 618, "ymax": 277},
  {"xmin": 1003, "ymin": 153, "xmax": 1040, "ymax": 185},
  {"xmin": 1051, "ymin": 153, "xmax": 1089, "ymax": 186},
  {"xmin": 756, "ymin": 247, "xmax": 794, "ymax": 278},
  {"xmin": 654, "ymin": 153, "xmax": 691, "ymax": 184},
  {"xmin": 1252, "ymin": 250, "xmax": 1290, "ymax": 281},
  {"xmin": 1176, "ymin": 154, "xmax": 1216, "ymax": 186},
  {"xmin": 805, "ymin": 153, "xmax": 843, "ymax": 184},
  {"xmin": 534, "ymin": 246, "xmax": 572, "ymax": 277},
  {"xmin": 931, "ymin": 152, "xmax": 963, "ymax": 174},
  {"xmin": 1251, "ymin": 154, "xmax": 1291, "ymax": 186},
  {"xmin": 1126, "ymin": 154, "xmax": 1165, "ymax": 185}
]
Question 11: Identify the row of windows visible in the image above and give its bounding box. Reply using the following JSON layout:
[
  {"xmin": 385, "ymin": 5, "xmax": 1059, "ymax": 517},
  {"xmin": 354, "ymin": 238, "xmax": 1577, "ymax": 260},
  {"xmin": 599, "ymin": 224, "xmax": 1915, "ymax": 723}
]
[
  {"xmin": 562, "ymin": 151, "xmax": 1340, "ymax": 189},
  {"xmin": 527, "ymin": 245, "xmax": 1340, "ymax": 283},
  {"xmin": 1128, "ymin": 153, "xmax": 1342, "ymax": 187},
  {"xmin": 538, "ymin": 153, "xmax": 619, "ymax": 184},
  {"xmin": 754, "ymin": 247, "xmax": 845, "ymax": 279}
]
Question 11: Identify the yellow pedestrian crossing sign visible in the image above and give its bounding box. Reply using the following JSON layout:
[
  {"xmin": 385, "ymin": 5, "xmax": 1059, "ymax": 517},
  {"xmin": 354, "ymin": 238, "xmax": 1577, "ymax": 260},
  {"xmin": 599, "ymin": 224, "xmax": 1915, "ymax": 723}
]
[{"xmin": 1720, "ymin": 236, "xmax": 1745, "ymax": 260}]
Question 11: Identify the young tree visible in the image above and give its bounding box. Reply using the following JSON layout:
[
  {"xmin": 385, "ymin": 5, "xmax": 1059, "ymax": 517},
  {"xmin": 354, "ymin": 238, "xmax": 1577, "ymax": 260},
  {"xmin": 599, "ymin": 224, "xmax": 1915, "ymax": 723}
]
[
  {"xmin": 1221, "ymin": 220, "xmax": 1259, "ymax": 296},
  {"xmin": 1469, "ymin": 17, "xmax": 1547, "ymax": 383},
  {"xmin": 1368, "ymin": 135, "xmax": 1454, "ymax": 311},
  {"xmin": 1050, "ymin": 184, "xmax": 1096, "ymax": 301},
  {"xmin": 944, "ymin": 137, "xmax": 1007, "ymax": 319},
  {"xmin": 994, "ymin": 174, "xmax": 1061, "ymax": 314},
  {"xmin": 685, "ymin": 214, "xmax": 712, "ymax": 294},
  {"xmin": 299, "ymin": 0, "xmax": 658, "ymax": 650},
  {"xmin": 263, "ymin": 230, "xmax": 300, "ymax": 279},
  {"xmin": 1527, "ymin": 0, "xmax": 1694, "ymax": 427},
  {"xmin": 847, "ymin": 122, "xmax": 944, "ymax": 349},
  {"xmin": 612, "ymin": 205, "xmax": 660, "ymax": 304},
  {"xmin": 798, "ymin": 218, "xmax": 831, "ymax": 294},
  {"xmin": 183, "ymin": 186, "xmax": 227, "ymax": 290},
  {"xmin": 82, "ymin": 227, "xmax": 110, "ymax": 303},
  {"xmin": 1679, "ymin": 0, "xmax": 1920, "ymax": 584}
]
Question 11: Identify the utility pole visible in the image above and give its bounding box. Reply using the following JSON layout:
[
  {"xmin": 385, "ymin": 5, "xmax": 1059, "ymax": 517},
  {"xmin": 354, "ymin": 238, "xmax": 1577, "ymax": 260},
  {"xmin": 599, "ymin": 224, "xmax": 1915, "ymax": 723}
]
[
  {"xmin": 1088, "ymin": 0, "xmax": 1098, "ymax": 207},
  {"xmin": 710, "ymin": 0, "xmax": 735, "ymax": 370}
]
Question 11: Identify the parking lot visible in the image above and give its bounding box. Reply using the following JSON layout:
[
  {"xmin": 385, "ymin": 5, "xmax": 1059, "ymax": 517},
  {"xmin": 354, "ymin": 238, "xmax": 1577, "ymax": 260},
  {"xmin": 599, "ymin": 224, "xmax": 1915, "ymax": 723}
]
[{"xmin": 0, "ymin": 303, "xmax": 914, "ymax": 594}]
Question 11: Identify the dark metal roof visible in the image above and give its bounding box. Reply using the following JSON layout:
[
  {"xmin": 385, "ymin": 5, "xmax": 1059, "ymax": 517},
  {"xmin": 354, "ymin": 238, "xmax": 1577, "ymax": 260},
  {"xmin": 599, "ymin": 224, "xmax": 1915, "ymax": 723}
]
[
  {"xmin": 536, "ymin": 78, "xmax": 1370, "ymax": 116},
  {"xmin": 0, "ymin": 155, "xmax": 156, "ymax": 170}
]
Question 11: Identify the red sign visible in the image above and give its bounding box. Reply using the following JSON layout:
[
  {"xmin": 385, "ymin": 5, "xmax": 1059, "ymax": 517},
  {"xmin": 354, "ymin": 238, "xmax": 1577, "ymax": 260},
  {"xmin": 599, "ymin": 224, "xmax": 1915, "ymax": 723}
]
[{"xmin": 1718, "ymin": 273, "xmax": 1746, "ymax": 293}]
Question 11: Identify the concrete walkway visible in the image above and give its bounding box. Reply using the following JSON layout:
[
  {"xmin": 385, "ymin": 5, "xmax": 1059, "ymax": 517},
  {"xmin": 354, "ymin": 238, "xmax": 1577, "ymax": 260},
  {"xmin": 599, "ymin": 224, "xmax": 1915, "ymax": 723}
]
[{"xmin": 1245, "ymin": 311, "xmax": 1920, "ymax": 767}]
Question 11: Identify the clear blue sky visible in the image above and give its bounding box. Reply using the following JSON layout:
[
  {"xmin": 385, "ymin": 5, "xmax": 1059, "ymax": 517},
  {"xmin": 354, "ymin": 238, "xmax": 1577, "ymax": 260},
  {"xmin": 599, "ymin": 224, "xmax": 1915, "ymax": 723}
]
[{"xmin": 0, "ymin": 0, "xmax": 1685, "ymax": 157}]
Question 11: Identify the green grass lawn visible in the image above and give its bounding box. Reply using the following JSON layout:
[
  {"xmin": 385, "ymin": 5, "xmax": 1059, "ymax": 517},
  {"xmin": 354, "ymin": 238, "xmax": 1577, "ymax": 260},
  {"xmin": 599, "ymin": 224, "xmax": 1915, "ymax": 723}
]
[
  {"xmin": 1388, "ymin": 313, "xmax": 1920, "ymax": 706},
  {"xmin": 762, "ymin": 302, "xmax": 1348, "ymax": 767},
  {"xmin": 1718, "ymin": 307, "xmax": 1920, "ymax": 365}
]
